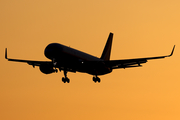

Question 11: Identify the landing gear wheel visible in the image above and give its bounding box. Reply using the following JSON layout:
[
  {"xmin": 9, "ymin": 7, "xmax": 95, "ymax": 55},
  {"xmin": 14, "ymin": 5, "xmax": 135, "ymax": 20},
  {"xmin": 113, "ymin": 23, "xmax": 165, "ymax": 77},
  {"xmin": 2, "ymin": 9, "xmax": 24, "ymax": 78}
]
[
  {"xmin": 93, "ymin": 77, "xmax": 97, "ymax": 83},
  {"xmin": 92, "ymin": 76, "xmax": 101, "ymax": 83},
  {"xmin": 62, "ymin": 77, "xmax": 70, "ymax": 83},
  {"xmin": 66, "ymin": 78, "xmax": 70, "ymax": 83},
  {"xmin": 97, "ymin": 77, "xmax": 101, "ymax": 83},
  {"xmin": 62, "ymin": 77, "xmax": 66, "ymax": 83}
]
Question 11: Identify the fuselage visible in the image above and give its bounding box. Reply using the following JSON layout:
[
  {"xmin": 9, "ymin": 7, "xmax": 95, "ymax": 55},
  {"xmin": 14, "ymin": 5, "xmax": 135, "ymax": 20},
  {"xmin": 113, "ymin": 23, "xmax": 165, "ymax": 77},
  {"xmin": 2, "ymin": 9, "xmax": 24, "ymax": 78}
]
[
  {"xmin": 44, "ymin": 43, "xmax": 112, "ymax": 75},
  {"xmin": 5, "ymin": 32, "xmax": 174, "ymax": 83}
]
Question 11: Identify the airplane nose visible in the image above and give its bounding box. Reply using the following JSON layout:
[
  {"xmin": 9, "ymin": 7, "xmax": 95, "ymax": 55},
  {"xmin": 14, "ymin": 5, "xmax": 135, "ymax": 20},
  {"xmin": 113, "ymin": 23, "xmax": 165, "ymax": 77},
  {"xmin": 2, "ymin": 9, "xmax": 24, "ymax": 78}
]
[
  {"xmin": 44, "ymin": 43, "xmax": 63, "ymax": 60},
  {"xmin": 44, "ymin": 48, "xmax": 53, "ymax": 59}
]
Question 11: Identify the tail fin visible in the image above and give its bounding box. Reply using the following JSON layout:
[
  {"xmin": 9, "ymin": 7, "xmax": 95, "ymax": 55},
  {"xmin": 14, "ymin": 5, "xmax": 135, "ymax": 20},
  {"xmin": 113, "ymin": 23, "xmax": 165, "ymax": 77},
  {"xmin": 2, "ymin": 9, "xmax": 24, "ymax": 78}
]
[{"xmin": 100, "ymin": 32, "xmax": 113, "ymax": 61}]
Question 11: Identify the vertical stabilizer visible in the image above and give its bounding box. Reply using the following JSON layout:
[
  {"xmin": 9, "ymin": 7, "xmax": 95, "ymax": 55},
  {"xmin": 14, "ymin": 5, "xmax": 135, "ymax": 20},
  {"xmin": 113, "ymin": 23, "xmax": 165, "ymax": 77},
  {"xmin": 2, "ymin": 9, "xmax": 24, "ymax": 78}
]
[{"xmin": 100, "ymin": 32, "xmax": 113, "ymax": 61}]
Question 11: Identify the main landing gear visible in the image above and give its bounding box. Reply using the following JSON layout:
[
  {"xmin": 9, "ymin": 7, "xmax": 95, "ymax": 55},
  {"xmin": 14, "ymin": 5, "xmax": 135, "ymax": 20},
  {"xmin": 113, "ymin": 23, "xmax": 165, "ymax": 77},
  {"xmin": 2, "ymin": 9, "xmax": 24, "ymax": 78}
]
[
  {"xmin": 93, "ymin": 76, "xmax": 101, "ymax": 83},
  {"xmin": 60, "ymin": 70, "xmax": 101, "ymax": 83},
  {"xmin": 62, "ymin": 70, "xmax": 70, "ymax": 83}
]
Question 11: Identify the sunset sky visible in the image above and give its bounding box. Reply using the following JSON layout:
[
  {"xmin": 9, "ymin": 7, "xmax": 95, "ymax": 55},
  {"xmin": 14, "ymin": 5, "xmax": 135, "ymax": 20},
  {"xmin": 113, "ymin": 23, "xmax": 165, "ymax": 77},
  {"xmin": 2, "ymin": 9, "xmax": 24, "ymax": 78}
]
[{"xmin": 1, "ymin": 0, "xmax": 180, "ymax": 120}]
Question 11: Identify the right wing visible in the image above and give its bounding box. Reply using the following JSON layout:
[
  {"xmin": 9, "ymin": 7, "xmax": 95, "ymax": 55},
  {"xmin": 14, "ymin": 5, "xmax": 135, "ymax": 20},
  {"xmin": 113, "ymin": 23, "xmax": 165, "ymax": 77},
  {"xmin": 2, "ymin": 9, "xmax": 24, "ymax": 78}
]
[
  {"xmin": 105, "ymin": 45, "xmax": 175, "ymax": 69},
  {"xmin": 5, "ymin": 48, "xmax": 52, "ymax": 67}
]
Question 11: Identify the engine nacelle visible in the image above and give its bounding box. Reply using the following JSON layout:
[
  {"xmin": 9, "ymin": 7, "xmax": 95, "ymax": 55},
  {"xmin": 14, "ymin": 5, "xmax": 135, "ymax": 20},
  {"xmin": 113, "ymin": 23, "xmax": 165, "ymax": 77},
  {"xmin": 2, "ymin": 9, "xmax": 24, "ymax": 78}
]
[{"xmin": 39, "ymin": 64, "xmax": 55, "ymax": 74}]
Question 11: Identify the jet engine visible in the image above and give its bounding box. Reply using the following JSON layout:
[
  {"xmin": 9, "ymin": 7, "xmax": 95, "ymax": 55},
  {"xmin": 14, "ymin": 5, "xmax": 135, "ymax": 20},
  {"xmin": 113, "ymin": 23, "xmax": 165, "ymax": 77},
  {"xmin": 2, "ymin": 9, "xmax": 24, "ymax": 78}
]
[{"xmin": 39, "ymin": 64, "xmax": 56, "ymax": 74}]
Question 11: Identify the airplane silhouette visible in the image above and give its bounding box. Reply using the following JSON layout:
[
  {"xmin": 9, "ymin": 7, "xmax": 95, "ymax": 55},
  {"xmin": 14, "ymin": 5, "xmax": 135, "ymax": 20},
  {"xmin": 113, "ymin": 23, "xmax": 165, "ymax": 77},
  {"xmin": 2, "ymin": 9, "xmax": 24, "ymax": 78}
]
[{"xmin": 5, "ymin": 33, "xmax": 175, "ymax": 83}]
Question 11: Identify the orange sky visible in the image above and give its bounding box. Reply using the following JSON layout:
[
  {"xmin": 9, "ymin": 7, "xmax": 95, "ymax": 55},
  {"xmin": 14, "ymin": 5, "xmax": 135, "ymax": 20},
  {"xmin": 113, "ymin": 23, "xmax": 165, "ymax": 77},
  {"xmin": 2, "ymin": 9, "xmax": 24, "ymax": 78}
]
[{"xmin": 1, "ymin": 0, "xmax": 180, "ymax": 120}]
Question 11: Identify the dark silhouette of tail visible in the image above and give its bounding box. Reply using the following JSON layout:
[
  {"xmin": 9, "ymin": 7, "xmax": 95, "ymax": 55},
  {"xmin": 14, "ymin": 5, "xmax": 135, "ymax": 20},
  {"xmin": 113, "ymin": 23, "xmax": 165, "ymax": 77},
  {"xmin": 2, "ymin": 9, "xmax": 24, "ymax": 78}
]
[{"xmin": 100, "ymin": 32, "xmax": 113, "ymax": 61}]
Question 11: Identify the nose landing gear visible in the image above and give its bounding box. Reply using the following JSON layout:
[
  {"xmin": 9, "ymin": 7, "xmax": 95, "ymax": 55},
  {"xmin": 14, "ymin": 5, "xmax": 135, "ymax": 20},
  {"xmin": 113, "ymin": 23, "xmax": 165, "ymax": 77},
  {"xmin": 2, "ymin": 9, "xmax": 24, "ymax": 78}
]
[{"xmin": 61, "ymin": 70, "xmax": 70, "ymax": 83}]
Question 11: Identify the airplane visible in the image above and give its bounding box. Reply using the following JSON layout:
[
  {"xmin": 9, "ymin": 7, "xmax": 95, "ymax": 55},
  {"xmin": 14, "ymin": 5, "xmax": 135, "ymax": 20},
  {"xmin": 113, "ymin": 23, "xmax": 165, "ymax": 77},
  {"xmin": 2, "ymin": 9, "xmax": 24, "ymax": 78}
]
[{"xmin": 5, "ymin": 33, "xmax": 175, "ymax": 83}]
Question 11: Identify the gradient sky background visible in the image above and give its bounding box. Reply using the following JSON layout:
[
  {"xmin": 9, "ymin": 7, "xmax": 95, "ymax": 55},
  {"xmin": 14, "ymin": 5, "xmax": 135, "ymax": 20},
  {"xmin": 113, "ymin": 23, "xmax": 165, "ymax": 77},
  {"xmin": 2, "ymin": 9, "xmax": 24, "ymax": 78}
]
[{"xmin": 1, "ymin": 0, "xmax": 180, "ymax": 120}]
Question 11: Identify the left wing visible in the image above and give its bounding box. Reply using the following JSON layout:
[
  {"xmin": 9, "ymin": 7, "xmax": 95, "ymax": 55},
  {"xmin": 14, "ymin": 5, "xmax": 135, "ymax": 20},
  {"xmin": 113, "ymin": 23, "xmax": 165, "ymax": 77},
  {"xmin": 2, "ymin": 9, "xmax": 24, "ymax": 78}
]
[
  {"xmin": 105, "ymin": 45, "xmax": 175, "ymax": 69},
  {"xmin": 5, "ymin": 48, "xmax": 52, "ymax": 67}
]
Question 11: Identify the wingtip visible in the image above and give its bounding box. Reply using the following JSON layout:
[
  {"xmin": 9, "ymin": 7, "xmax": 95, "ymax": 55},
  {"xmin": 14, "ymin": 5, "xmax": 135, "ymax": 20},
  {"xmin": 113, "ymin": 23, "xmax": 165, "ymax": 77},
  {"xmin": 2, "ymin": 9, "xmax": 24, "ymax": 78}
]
[
  {"xmin": 169, "ymin": 45, "xmax": 175, "ymax": 57},
  {"xmin": 5, "ymin": 48, "xmax": 7, "ymax": 59}
]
